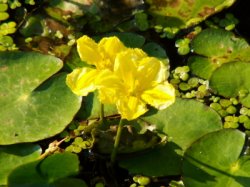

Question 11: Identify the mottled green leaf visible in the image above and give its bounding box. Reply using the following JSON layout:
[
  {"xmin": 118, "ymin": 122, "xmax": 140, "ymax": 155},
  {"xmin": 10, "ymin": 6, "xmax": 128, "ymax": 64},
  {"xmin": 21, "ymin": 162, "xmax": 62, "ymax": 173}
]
[
  {"xmin": 210, "ymin": 61, "xmax": 250, "ymax": 107},
  {"xmin": 183, "ymin": 129, "xmax": 250, "ymax": 187},
  {"xmin": 191, "ymin": 28, "xmax": 248, "ymax": 57},
  {"xmin": 188, "ymin": 28, "xmax": 250, "ymax": 79},
  {"xmin": 0, "ymin": 51, "xmax": 82, "ymax": 144},
  {"xmin": 188, "ymin": 56, "xmax": 216, "ymax": 79},
  {"xmin": 146, "ymin": 0, "xmax": 236, "ymax": 29},
  {"xmin": 0, "ymin": 144, "xmax": 41, "ymax": 185}
]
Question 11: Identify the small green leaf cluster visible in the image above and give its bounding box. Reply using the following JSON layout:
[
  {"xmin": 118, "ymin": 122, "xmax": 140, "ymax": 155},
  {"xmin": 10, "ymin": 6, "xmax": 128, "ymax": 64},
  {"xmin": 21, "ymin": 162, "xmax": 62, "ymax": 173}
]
[
  {"xmin": 171, "ymin": 64, "xmax": 250, "ymax": 131},
  {"xmin": 66, "ymin": 136, "xmax": 93, "ymax": 153},
  {"xmin": 60, "ymin": 121, "xmax": 96, "ymax": 154},
  {"xmin": 0, "ymin": 2, "xmax": 16, "ymax": 51},
  {"xmin": 209, "ymin": 96, "xmax": 250, "ymax": 129},
  {"xmin": 205, "ymin": 13, "xmax": 239, "ymax": 31},
  {"xmin": 0, "ymin": 21, "xmax": 17, "ymax": 51},
  {"xmin": 3, "ymin": 0, "xmax": 35, "ymax": 9},
  {"xmin": 0, "ymin": 35, "xmax": 17, "ymax": 51},
  {"xmin": 0, "ymin": 2, "xmax": 15, "ymax": 50},
  {"xmin": 134, "ymin": 11, "xmax": 149, "ymax": 31},
  {"xmin": 169, "ymin": 62, "xmax": 250, "ymax": 131},
  {"xmin": 130, "ymin": 175, "xmax": 151, "ymax": 187},
  {"xmin": 175, "ymin": 38, "xmax": 191, "ymax": 55},
  {"xmin": 169, "ymin": 180, "xmax": 185, "ymax": 187},
  {"xmin": 0, "ymin": 0, "xmax": 37, "ymax": 51},
  {"xmin": 170, "ymin": 66, "xmax": 210, "ymax": 101},
  {"xmin": 0, "ymin": 3, "xmax": 8, "ymax": 21},
  {"xmin": 154, "ymin": 25, "xmax": 179, "ymax": 39}
]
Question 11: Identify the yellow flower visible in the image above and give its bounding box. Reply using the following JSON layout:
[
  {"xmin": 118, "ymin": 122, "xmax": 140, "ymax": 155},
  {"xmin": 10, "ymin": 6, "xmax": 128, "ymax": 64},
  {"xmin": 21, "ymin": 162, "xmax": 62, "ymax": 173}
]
[
  {"xmin": 97, "ymin": 48, "xmax": 175, "ymax": 120},
  {"xmin": 66, "ymin": 35, "xmax": 175, "ymax": 120},
  {"xmin": 66, "ymin": 35, "xmax": 127, "ymax": 96},
  {"xmin": 77, "ymin": 35, "xmax": 127, "ymax": 70}
]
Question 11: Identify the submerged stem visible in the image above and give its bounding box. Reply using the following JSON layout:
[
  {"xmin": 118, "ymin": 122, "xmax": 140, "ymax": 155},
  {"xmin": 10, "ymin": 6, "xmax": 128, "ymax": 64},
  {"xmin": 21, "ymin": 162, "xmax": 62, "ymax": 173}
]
[{"xmin": 111, "ymin": 119, "xmax": 124, "ymax": 163}]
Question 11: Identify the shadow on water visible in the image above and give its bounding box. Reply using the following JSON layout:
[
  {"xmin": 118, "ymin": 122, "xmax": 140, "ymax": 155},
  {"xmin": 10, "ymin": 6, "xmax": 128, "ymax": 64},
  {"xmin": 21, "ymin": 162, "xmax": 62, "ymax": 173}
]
[{"xmin": 230, "ymin": 0, "xmax": 250, "ymax": 42}]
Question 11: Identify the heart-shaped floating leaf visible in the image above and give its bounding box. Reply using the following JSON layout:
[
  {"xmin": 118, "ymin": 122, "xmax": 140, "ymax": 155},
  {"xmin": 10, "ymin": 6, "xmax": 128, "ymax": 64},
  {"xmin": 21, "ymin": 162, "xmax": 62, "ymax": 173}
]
[
  {"xmin": 142, "ymin": 42, "xmax": 168, "ymax": 59},
  {"xmin": 119, "ymin": 98, "xmax": 222, "ymax": 176},
  {"xmin": 0, "ymin": 51, "xmax": 82, "ymax": 144},
  {"xmin": 188, "ymin": 28, "xmax": 250, "ymax": 79},
  {"xmin": 0, "ymin": 144, "xmax": 41, "ymax": 185},
  {"xmin": 119, "ymin": 142, "xmax": 183, "ymax": 177},
  {"xmin": 8, "ymin": 152, "xmax": 86, "ymax": 187},
  {"xmin": 210, "ymin": 61, "xmax": 250, "ymax": 107},
  {"xmin": 183, "ymin": 129, "xmax": 250, "ymax": 187},
  {"xmin": 142, "ymin": 98, "xmax": 222, "ymax": 150},
  {"xmin": 146, "ymin": 0, "xmax": 236, "ymax": 29}
]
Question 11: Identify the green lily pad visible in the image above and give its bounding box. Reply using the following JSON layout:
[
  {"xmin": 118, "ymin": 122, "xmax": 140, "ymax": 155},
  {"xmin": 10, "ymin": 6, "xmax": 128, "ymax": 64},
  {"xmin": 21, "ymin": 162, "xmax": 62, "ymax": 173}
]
[
  {"xmin": 188, "ymin": 56, "xmax": 216, "ymax": 79},
  {"xmin": 183, "ymin": 129, "xmax": 250, "ymax": 187},
  {"xmin": 0, "ymin": 144, "xmax": 41, "ymax": 185},
  {"xmin": 188, "ymin": 28, "xmax": 250, "ymax": 79},
  {"xmin": 210, "ymin": 61, "xmax": 250, "ymax": 108},
  {"xmin": 0, "ymin": 51, "xmax": 82, "ymax": 144},
  {"xmin": 119, "ymin": 98, "xmax": 222, "ymax": 176},
  {"xmin": 8, "ymin": 152, "xmax": 85, "ymax": 187},
  {"xmin": 146, "ymin": 0, "xmax": 236, "ymax": 29},
  {"xmin": 142, "ymin": 42, "xmax": 168, "ymax": 59},
  {"xmin": 142, "ymin": 98, "xmax": 222, "ymax": 150},
  {"xmin": 119, "ymin": 142, "xmax": 183, "ymax": 177}
]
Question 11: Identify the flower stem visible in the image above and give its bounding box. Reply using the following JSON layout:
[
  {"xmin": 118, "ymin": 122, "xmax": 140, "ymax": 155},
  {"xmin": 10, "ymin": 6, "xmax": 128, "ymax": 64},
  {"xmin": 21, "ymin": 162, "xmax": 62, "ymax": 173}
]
[
  {"xmin": 111, "ymin": 119, "xmax": 124, "ymax": 163},
  {"xmin": 100, "ymin": 103, "xmax": 104, "ymax": 123}
]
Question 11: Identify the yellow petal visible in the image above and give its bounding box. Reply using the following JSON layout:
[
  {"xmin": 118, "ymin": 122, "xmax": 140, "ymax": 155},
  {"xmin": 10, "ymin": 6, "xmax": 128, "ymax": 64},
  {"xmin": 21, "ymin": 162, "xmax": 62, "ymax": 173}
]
[
  {"xmin": 98, "ymin": 87, "xmax": 118, "ymax": 104},
  {"xmin": 157, "ymin": 59, "xmax": 170, "ymax": 82},
  {"xmin": 77, "ymin": 35, "xmax": 102, "ymax": 65},
  {"xmin": 114, "ymin": 51, "xmax": 138, "ymax": 87},
  {"xmin": 95, "ymin": 69, "xmax": 122, "ymax": 89},
  {"xmin": 66, "ymin": 68, "xmax": 97, "ymax": 96},
  {"xmin": 137, "ymin": 57, "xmax": 162, "ymax": 90},
  {"xmin": 98, "ymin": 36, "xmax": 127, "ymax": 63},
  {"xmin": 141, "ymin": 82, "xmax": 175, "ymax": 110},
  {"xmin": 114, "ymin": 48, "xmax": 148, "ymax": 92},
  {"xmin": 116, "ymin": 96, "xmax": 148, "ymax": 121},
  {"xmin": 138, "ymin": 57, "xmax": 169, "ymax": 85},
  {"xmin": 95, "ymin": 70, "xmax": 124, "ymax": 103},
  {"xmin": 114, "ymin": 48, "xmax": 147, "ymax": 73}
]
